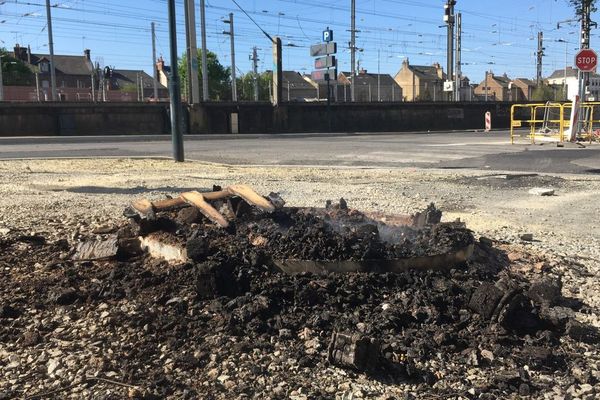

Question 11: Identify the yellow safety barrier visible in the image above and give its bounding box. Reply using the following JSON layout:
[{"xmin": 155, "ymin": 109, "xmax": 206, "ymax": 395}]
[{"xmin": 510, "ymin": 101, "xmax": 600, "ymax": 144}]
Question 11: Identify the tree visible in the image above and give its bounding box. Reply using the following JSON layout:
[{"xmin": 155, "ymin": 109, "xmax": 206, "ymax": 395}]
[
  {"xmin": 0, "ymin": 47, "xmax": 34, "ymax": 86},
  {"xmin": 569, "ymin": 0, "xmax": 597, "ymax": 16},
  {"xmin": 178, "ymin": 50, "xmax": 231, "ymax": 101},
  {"xmin": 531, "ymin": 84, "xmax": 559, "ymax": 101},
  {"xmin": 236, "ymin": 72, "xmax": 271, "ymax": 101}
]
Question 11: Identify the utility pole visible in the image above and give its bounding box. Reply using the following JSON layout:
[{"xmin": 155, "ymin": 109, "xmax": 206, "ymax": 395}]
[
  {"xmin": 579, "ymin": 0, "xmax": 592, "ymax": 102},
  {"xmin": 250, "ymin": 46, "xmax": 259, "ymax": 101},
  {"xmin": 272, "ymin": 37, "xmax": 282, "ymax": 106},
  {"xmin": 485, "ymin": 71, "xmax": 488, "ymax": 102},
  {"xmin": 45, "ymin": 0, "xmax": 57, "ymax": 101},
  {"xmin": 184, "ymin": 0, "xmax": 200, "ymax": 104},
  {"xmin": 151, "ymin": 22, "xmax": 159, "ymax": 101},
  {"xmin": 223, "ymin": 13, "xmax": 237, "ymax": 101},
  {"xmin": 0, "ymin": 55, "xmax": 3, "ymax": 101},
  {"xmin": 167, "ymin": 0, "xmax": 184, "ymax": 162},
  {"xmin": 200, "ymin": 0, "xmax": 209, "ymax": 101},
  {"xmin": 350, "ymin": 0, "xmax": 356, "ymax": 102},
  {"xmin": 136, "ymin": 72, "xmax": 140, "ymax": 101},
  {"xmin": 444, "ymin": 0, "xmax": 456, "ymax": 101},
  {"xmin": 536, "ymin": 31, "xmax": 544, "ymax": 87},
  {"xmin": 564, "ymin": 40, "xmax": 568, "ymax": 99},
  {"xmin": 455, "ymin": 12, "xmax": 462, "ymax": 101},
  {"xmin": 377, "ymin": 49, "xmax": 381, "ymax": 101},
  {"xmin": 36, "ymin": 71, "xmax": 41, "ymax": 102}
]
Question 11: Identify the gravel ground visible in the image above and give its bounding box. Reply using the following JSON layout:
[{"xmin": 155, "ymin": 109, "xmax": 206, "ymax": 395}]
[{"xmin": 1, "ymin": 158, "xmax": 600, "ymax": 399}]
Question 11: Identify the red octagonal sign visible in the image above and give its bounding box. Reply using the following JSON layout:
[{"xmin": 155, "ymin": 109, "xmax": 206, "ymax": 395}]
[{"xmin": 575, "ymin": 49, "xmax": 598, "ymax": 72}]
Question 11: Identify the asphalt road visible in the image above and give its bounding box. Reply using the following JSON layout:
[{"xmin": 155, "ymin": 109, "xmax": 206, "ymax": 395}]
[{"xmin": 1, "ymin": 130, "xmax": 599, "ymax": 174}]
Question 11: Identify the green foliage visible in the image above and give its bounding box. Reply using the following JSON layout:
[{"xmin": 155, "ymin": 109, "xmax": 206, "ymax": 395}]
[
  {"xmin": 569, "ymin": 0, "xmax": 597, "ymax": 15},
  {"xmin": 236, "ymin": 72, "xmax": 271, "ymax": 101},
  {"xmin": 179, "ymin": 50, "xmax": 231, "ymax": 101},
  {"xmin": 531, "ymin": 84, "xmax": 560, "ymax": 102},
  {"xmin": 120, "ymin": 83, "xmax": 138, "ymax": 93},
  {"xmin": 0, "ymin": 47, "xmax": 34, "ymax": 86}
]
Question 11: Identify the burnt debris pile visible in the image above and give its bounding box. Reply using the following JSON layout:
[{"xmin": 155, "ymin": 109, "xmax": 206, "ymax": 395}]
[{"xmin": 0, "ymin": 188, "xmax": 598, "ymax": 399}]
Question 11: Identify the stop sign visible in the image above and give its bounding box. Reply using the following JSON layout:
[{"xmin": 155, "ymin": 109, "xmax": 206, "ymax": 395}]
[{"xmin": 575, "ymin": 49, "xmax": 598, "ymax": 72}]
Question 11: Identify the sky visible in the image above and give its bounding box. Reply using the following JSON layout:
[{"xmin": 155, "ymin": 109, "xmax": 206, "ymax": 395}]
[{"xmin": 0, "ymin": 0, "xmax": 598, "ymax": 84}]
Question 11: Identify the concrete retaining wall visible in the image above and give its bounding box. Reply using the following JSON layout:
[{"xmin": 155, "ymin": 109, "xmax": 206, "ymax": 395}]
[
  {"xmin": 0, "ymin": 101, "xmax": 522, "ymax": 136},
  {"xmin": 190, "ymin": 102, "xmax": 515, "ymax": 134},
  {"xmin": 0, "ymin": 103, "xmax": 170, "ymax": 136}
]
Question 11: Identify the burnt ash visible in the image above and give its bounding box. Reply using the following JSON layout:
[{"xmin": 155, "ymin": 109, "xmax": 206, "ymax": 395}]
[{"xmin": 0, "ymin": 204, "xmax": 597, "ymax": 399}]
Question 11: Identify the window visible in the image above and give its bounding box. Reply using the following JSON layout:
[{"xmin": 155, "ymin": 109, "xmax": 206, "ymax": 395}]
[{"xmin": 40, "ymin": 62, "xmax": 49, "ymax": 72}]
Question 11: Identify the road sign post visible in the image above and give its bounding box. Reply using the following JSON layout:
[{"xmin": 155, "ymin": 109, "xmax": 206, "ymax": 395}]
[{"xmin": 310, "ymin": 27, "xmax": 337, "ymax": 132}]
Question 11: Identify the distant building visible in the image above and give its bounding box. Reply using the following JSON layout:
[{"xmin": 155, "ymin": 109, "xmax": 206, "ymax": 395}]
[
  {"xmin": 509, "ymin": 78, "xmax": 536, "ymax": 101},
  {"xmin": 394, "ymin": 59, "xmax": 445, "ymax": 101},
  {"xmin": 337, "ymin": 70, "xmax": 402, "ymax": 102},
  {"xmin": 108, "ymin": 69, "xmax": 168, "ymax": 100},
  {"xmin": 474, "ymin": 72, "xmax": 511, "ymax": 101},
  {"xmin": 281, "ymin": 71, "xmax": 318, "ymax": 101},
  {"xmin": 546, "ymin": 67, "xmax": 600, "ymax": 101},
  {"xmin": 8, "ymin": 44, "xmax": 164, "ymax": 102},
  {"xmin": 155, "ymin": 56, "xmax": 171, "ymax": 89},
  {"xmin": 12, "ymin": 44, "xmax": 94, "ymax": 100}
]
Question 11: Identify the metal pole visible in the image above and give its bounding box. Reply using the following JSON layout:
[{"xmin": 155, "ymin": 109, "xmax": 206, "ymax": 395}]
[
  {"xmin": 252, "ymin": 47, "xmax": 259, "ymax": 101},
  {"xmin": 272, "ymin": 37, "xmax": 282, "ymax": 106},
  {"xmin": 46, "ymin": 0, "xmax": 57, "ymax": 101},
  {"xmin": 168, "ymin": 0, "xmax": 184, "ymax": 162},
  {"xmin": 485, "ymin": 71, "xmax": 488, "ymax": 102},
  {"xmin": 0, "ymin": 55, "xmax": 4, "ymax": 101},
  {"xmin": 564, "ymin": 41, "xmax": 567, "ymax": 99},
  {"xmin": 228, "ymin": 13, "xmax": 237, "ymax": 102},
  {"xmin": 151, "ymin": 22, "xmax": 159, "ymax": 101},
  {"xmin": 377, "ymin": 49, "xmax": 381, "ymax": 101},
  {"xmin": 200, "ymin": 0, "xmax": 209, "ymax": 100},
  {"xmin": 536, "ymin": 31, "xmax": 544, "ymax": 87},
  {"xmin": 184, "ymin": 0, "xmax": 200, "ymax": 104},
  {"xmin": 455, "ymin": 13, "xmax": 461, "ymax": 101},
  {"xmin": 350, "ymin": 0, "xmax": 356, "ymax": 102},
  {"xmin": 36, "ymin": 71, "xmax": 41, "ymax": 102},
  {"xmin": 445, "ymin": 0, "xmax": 455, "ymax": 101}
]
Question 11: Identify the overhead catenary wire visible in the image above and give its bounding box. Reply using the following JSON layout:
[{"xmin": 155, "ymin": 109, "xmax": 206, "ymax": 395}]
[{"xmin": 0, "ymin": 0, "xmax": 586, "ymax": 80}]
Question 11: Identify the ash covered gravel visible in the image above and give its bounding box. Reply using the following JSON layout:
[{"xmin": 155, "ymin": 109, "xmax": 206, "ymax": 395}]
[{"xmin": 1, "ymin": 159, "xmax": 600, "ymax": 399}]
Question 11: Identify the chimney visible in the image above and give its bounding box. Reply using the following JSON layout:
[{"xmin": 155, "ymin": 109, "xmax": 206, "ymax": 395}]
[
  {"xmin": 156, "ymin": 56, "xmax": 165, "ymax": 71},
  {"xmin": 13, "ymin": 44, "xmax": 27, "ymax": 62},
  {"xmin": 84, "ymin": 49, "xmax": 91, "ymax": 61},
  {"xmin": 359, "ymin": 68, "xmax": 367, "ymax": 75}
]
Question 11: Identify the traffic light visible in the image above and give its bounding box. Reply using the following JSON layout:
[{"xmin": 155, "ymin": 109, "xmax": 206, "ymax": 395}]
[{"xmin": 443, "ymin": 1, "xmax": 456, "ymax": 24}]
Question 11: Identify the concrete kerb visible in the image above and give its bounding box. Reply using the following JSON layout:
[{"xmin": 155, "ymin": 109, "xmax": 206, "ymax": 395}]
[{"xmin": 0, "ymin": 128, "xmax": 508, "ymax": 145}]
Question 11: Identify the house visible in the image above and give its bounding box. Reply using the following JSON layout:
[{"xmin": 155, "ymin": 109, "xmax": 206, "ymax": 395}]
[
  {"xmin": 108, "ymin": 69, "xmax": 169, "ymax": 100},
  {"xmin": 12, "ymin": 44, "xmax": 94, "ymax": 100},
  {"xmin": 546, "ymin": 67, "xmax": 600, "ymax": 101},
  {"xmin": 509, "ymin": 78, "xmax": 536, "ymax": 101},
  {"xmin": 156, "ymin": 56, "xmax": 171, "ymax": 89},
  {"xmin": 474, "ymin": 72, "xmax": 511, "ymax": 101},
  {"xmin": 337, "ymin": 70, "xmax": 402, "ymax": 102},
  {"xmin": 281, "ymin": 71, "xmax": 318, "ymax": 101},
  {"xmin": 10, "ymin": 44, "xmax": 164, "ymax": 102},
  {"xmin": 394, "ymin": 59, "xmax": 445, "ymax": 101}
]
